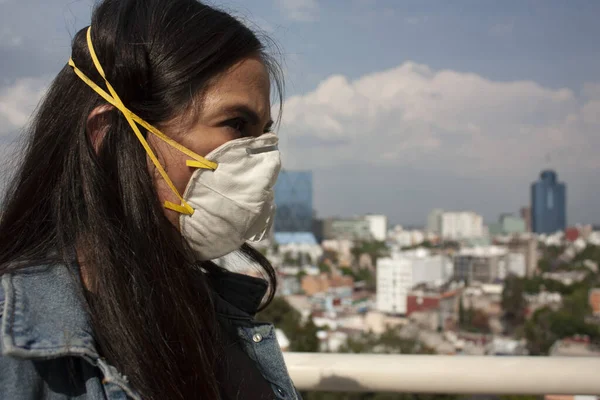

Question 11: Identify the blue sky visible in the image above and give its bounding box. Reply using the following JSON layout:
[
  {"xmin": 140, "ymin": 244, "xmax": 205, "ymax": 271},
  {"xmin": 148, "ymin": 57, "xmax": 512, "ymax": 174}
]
[
  {"xmin": 225, "ymin": 0, "xmax": 600, "ymax": 95},
  {"xmin": 1, "ymin": 0, "xmax": 599, "ymax": 226}
]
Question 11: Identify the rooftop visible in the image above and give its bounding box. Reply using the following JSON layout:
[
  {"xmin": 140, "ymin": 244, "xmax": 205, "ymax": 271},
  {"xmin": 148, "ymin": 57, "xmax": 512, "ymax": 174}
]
[{"xmin": 274, "ymin": 232, "xmax": 318, "ymax": 246}]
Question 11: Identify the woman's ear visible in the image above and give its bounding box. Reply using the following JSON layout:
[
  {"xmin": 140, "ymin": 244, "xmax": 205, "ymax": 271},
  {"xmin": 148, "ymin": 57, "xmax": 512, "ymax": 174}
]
[{"xmin": 86, "ymin": 105, "xmax": 114, "ymax": 153}]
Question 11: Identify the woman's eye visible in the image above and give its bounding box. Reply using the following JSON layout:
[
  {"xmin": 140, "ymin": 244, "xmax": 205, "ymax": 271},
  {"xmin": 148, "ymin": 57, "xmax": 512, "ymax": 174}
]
[{"xmin": 224, "ymin": 118, "xmax": 248, "ymax": 135}]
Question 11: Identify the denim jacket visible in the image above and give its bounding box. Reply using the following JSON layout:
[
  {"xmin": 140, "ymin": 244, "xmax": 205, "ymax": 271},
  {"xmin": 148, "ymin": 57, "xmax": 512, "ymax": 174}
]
[{"xmin": 0, "ymin": 263, "xmax": 300, "ymax": 400}]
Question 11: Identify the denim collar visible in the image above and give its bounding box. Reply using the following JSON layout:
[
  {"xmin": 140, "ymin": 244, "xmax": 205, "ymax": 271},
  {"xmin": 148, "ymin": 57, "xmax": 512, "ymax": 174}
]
[{"xmin": 1, "ymin": 263, "xmax": 98, "ymax": 362}]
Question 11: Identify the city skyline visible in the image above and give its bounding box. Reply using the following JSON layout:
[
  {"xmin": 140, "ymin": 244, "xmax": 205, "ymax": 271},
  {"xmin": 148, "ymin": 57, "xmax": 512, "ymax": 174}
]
[
  {"xmin": 307, "ymin": 167, "xmax": 597, "ymax": 228},
  {"xmin": 1, "ymin": 1, "xmax": 599, "ymax": 225}
]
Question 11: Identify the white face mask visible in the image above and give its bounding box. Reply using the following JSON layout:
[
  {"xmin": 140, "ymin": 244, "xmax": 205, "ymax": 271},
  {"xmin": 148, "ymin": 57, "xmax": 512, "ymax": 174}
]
[
  {"xmin": 180, "ymin": 133, "xmax": 281, "ymax": 260},
  {"xmin": 68, "ymin": 26, "xmax": 281, "ymax": 262}
]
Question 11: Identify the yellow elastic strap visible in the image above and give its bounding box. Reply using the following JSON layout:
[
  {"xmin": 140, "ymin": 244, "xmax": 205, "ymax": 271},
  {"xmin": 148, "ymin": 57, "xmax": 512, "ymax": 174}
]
[
  {"xmin": 186, "ymin": 160, "xmax": 213, "ymax": 168},
  {"xmin": 69, "ymin": 27, "xmax": 218, "ymax": 215}
]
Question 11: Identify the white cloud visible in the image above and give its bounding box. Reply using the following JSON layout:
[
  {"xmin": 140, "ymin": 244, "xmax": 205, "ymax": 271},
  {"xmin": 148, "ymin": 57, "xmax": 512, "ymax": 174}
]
[
  {"xmin": 277, "ymin": 62, "xmax": 600, "ymax": 177},
  {"xmin": 276, "ymin": 0, "xmax": 319, "ymax": 22},
  {"xmin": 582, "ymin": 82, "xmax": 600, "ymax": 100},
  {"xmin": 0, "ymin": 76, "xmax": 50, "ymax": 137}
]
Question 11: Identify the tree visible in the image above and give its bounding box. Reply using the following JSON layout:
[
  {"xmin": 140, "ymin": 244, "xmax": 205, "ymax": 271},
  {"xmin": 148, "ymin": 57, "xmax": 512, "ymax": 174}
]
[
  {"xmin": 573, "ymin": 244, "xmax": 600, "ymax": 264},
  {"xmin": 524, "ymin": 302, "xmax": 600, "ymax": 355},
  {"xmin": 351, "ymin": 240, "xmax": 389, "ymax": 265},
  {"xmin": 257, "ymin": 296, "xmax": 300, "ymax": 331},
  {"xmin": 322, "ymin": 250, "xmax": 339, "ymax": 265},
  {"xmin": 421, "ymin": 240, "xmax": 433, "ymax": 248},
  {"xmin": 256, "ymin": 296, "xmax": 319, "ymax": 352},
  {"xmin": 502, "ymin": 275, "xmax": 526, "ymax": 331},
  {"xmin": 291, "ymin": 319, "xmax": 320, "ymax": 352},
  {"xmin": 338, "ymin": 326, "xmax": 431, "ymax": 355},
  {"xmin": 354, "ymin": 268, "xmax": 376, "ymax": 289},
  {"xmin": 537, "ymin": 258, "xmax": 552, "ymax": 273},
  {"xmin": 562, "ymin": 286, "xmax": 591, "ymax": 318},
  {"xmin": 283, "ymin": 251, "xmax": 295, "ymax": 265},
  {"xmin": 318, "ymin": 262, "xmax": 331, "ymax": 274},
  {"xmin": 297, "ymin": 270, "xmax": 307, "ymax": 281},
  {"xmin": 459, "ymin": 297, "xmax": 466, "ymax": 326},
  {"xmin": 401, "ymin": 240, "xmax": 434, "ymax": 251},
  {"xmin": 304, "ymin": 252, "xmax": 314, "ymax": 265},
  {"xmin": 470, "ymin": 309, "xmax": 491, "ymax": 333},
  {"xmin": 524, "ymin": 307, "xmax": 559, "ymax": 355}
]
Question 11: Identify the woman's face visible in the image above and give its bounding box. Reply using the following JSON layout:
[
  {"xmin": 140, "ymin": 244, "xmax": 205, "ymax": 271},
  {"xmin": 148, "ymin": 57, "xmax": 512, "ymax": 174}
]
[{"xmin": 149, "ymin": 54, "xmax": 273, "ymax": 227}]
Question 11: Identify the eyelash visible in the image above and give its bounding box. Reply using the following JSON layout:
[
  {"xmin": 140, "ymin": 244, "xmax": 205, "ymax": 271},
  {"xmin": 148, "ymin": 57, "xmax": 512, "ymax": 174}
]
[
  {"xmin": 225, "ymin": 118, "xmax": 248, "ymax": 135},
  {"xmin": 224, "ymin": 117, "xmax": 273, "ymax": 137}
]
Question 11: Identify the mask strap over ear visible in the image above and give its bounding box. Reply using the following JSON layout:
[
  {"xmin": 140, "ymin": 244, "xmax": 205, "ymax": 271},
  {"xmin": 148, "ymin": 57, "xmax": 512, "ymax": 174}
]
[{"xmin": 68, "ymin": 26, "xmax": 217, "ymax": 215}]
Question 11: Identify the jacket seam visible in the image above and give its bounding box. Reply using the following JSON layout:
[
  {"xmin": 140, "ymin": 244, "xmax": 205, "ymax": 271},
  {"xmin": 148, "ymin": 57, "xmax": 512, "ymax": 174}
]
[{"xmin": 1, "ymin": 272, "xmax": 99, "ymax": 360}]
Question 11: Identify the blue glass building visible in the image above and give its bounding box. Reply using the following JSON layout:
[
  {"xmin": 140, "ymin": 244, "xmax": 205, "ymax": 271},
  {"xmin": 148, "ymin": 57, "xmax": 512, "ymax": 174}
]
[
  {"xmin": 531, "ymin": 170, "xmax": 566, "ymax": 234},
  {"xmin": 274, "ymin": 170, "xmax": 313, "ymax": 233}
]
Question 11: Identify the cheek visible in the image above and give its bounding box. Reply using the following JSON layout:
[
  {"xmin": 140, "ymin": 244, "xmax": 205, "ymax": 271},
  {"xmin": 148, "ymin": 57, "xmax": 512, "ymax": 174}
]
[
  {"xmin": 179, "ymin": 125, "xmax": 238, "ymax": 159},
  {"xmin": 147, "ymin": 137, "xmax": 194, "ymax": 206},
  {"xmin": 167, "ymin": 155, "xmax": 195, "ymax": 195}
]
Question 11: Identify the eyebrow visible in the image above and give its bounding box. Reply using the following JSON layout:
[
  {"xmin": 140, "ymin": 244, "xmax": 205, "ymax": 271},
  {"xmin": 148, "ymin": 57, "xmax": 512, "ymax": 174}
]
[{"xmin": 220, "ymin": 104, "xmax": 273, "ymax": 129}]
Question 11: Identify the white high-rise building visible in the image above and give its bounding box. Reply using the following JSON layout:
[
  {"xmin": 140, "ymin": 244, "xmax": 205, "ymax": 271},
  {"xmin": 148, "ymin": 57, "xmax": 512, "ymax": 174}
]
[
  {"xmin": 440, "ymin": 211, "xmax": 484, "ymax": 240},
  {"xmin": 400, "ymin": 248, "xmax": 454, "ymax": 286},
  {"xmin": 427, "ymin": 209, "xmax": 483, "ymax": 239},
  {"xmin": 453, "ymin": 246, "xmax": 508, "ymax": 283},
  {"xmin": 364, "ymin": 214, "xmax": 387, "ymax": 242},
  {"xmin": 427, "ymin": 209, "xmax": 444, "ymax": 234},
  {"xmin": 377, "ymin": 250, "xmax": 454, "ymax": 315},
  {"xmin": 389, "ymin": 228, "xmax": 426, "ymax": 248},
  {"xmin": 507, "ymin": 253, "xmax": 526, "ymax": 278},
  {"xmin": 376, "ymin": 258, "xmax": 412, "ymax": 314}
]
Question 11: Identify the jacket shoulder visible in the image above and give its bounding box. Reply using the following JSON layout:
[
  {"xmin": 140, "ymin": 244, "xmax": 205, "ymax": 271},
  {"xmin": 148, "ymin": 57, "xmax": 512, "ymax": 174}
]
[
  {"xmin": 0, "ymin": 266, "xmax": 105, "ymax": 399},
  {"xmin": 0, "ymin": 273, "xmax": 43, "ymax": 398},
  {"xmin": 0, "ymin": 349, "xmax": 105, "ymax": 399}
]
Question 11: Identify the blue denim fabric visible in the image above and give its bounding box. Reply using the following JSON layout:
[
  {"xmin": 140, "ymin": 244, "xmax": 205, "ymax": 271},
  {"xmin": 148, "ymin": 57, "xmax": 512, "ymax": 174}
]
[{"xmin": 0, "ymin": 263, "xmax": 299, "ymax": 399}]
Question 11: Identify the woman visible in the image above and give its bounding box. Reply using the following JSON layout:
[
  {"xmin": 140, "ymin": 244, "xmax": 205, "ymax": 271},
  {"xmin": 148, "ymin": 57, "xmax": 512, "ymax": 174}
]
[{"xmin": 0, "ymin": 0, "xmax": 298, "ymax": 399}]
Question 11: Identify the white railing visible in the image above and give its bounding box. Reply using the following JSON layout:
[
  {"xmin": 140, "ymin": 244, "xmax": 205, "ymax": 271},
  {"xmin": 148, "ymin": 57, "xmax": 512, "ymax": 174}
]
[{"xmin": 283, "ymin": 353, "xmax": 600, "ymax": 395}]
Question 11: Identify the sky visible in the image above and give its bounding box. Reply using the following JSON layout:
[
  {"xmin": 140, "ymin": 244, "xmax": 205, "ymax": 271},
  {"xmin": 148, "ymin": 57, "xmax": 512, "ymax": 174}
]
[{"xmin": 1, "ymin": 0, "xmax": 599, "ymax": 226}]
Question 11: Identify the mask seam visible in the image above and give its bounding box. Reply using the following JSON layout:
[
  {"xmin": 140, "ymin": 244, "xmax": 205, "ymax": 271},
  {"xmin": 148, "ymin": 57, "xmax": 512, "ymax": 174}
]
[{"xmin": 185, "ymin": 180, "xmax": 266, "ymax": 216}]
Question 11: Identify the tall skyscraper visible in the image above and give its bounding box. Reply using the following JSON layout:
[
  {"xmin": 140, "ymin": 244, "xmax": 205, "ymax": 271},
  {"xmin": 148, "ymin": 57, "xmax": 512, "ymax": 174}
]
[
  {"xmin": 274, "ymin": 170, "xmax": 313, "ymax": 233},
  {"xmin": 531, "ymin": 170, "xmax": 566, "ymax": 234}
]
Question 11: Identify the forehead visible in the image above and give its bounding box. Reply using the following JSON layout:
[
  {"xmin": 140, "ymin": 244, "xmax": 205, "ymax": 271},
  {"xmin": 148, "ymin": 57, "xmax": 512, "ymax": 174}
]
[{"xmin": 201, "ymin": 56, "xmax": 271, "ymax": 116}]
